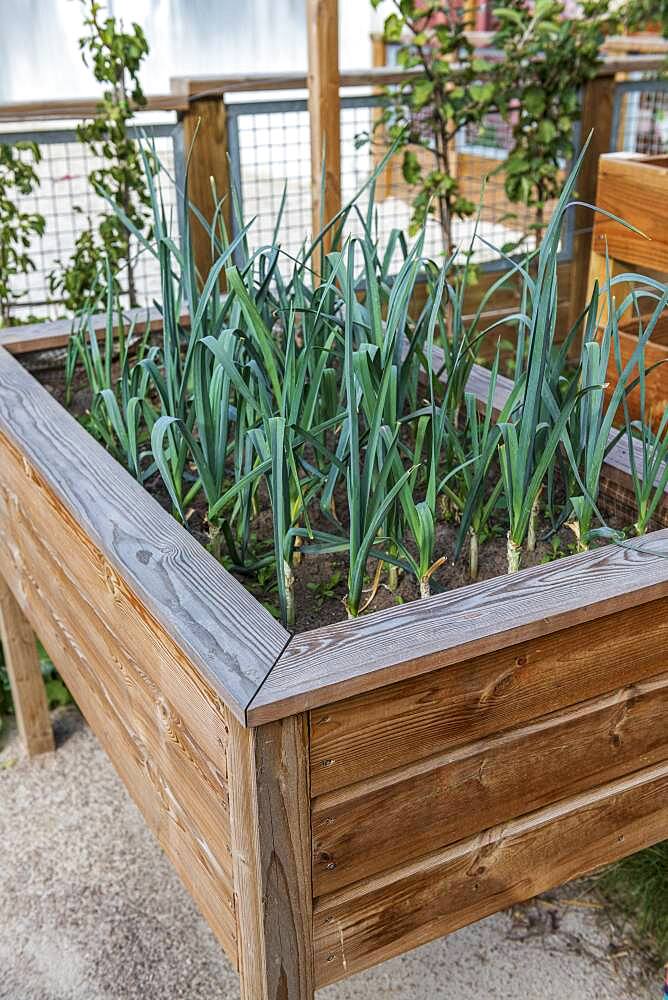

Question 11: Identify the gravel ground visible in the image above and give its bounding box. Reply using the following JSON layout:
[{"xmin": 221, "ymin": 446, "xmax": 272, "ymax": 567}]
[{"xmin": 0, "ymin": 706, "xmax": 659, "ymax": 1000}]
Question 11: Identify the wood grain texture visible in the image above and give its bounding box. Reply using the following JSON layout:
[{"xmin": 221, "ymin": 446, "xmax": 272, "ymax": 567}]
[
  {"xmin": 313, "ymin": 761, "xmax": 668, "ymax": 987},
  {"xmin": 0, "ymin": 419, "xmax": 239, "ymax": 961},
  {"xmin": 0, "ymin": 305, "xmax": 190, "ymax": 356},
  {"xmin": 312, "ymin": 671, "xmax": 668, "ymax": 894},
  {"xmin": 568, "ymin": 73, "xmax": 616, "ymax": 329},
  {"xmin": 307, "ymin": 0, "xmax": 341, "ymax": 244},
  {"xmin": 228, "ymin": 713, "xmax": 314, "ymax": 1000},
  {"xmin": 307, "ymin": 593, "xmax": 668, "ymax": 795},
  {"xmin": 181, "ymin": 99, "xmax": 232, "ymax": 286},
  {"xmin": 592, "ymin": 153, "xmax": 668, "ymax": 273},
  {"xmin": 248, "ymin": 531, "xmax": 668, "ymax": 724},
  {"xmin": 0, "ymin": 573, "xmax": 54, "ymax": 756},
  {"xmin": 0, "ymin": 348, "xmax": 289, "ymax": 721}
]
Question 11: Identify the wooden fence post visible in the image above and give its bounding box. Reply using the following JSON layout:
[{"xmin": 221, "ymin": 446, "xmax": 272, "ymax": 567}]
[
  {"xmin": 568, "ymin": 69, "xmax": 617, "ymax": 329},
  {"xmin": 307, "ymin": 0, "xmax": 342, "ymax": 246},
  {"xmin": 0, "ymin": 575, "xmax": 54, "ymax": 756},
  {"xmin": 228, "ymin": 713, "xmax": 315, "ymax": 1000},
  {"xmin": 177, "ymin": 87, "xmax": 233, "ymax": 284}
]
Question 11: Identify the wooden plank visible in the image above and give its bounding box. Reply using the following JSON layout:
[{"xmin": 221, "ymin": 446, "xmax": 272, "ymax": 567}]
[
  {"xmin": 0, "ymin": 348, "xmax": 289, "ymax": 721},
  {"xmin": 0, "ymin": 573, "xmax": 54, "ymax": 756},
  {"xmin": 311, "ymin": 670, "xmax": 668, "ymax": 894},
  {"xmin": 170, "ymin": 67, "xmax": 422, "ymax": 99},
  {"xmin": 0, "ymin": 93, "xmax": 187, "ymax": 122},
  {"xmin": 466, "ymin": 359, "xmax": 668, "ymax": 523},
  {"xmin": 0, "ymin": 305, "xmax": 190, "ymax": 356},
  {"xmin": 313, "ymin": 760, "xmax": 668, "ymax": 987},
  {"xmin": 568, "ymin": 73, "xmax": 616, "ymax": 330},
  {"xmin": 307, "ymin": 592, "xmax": 668, "ymax": 795},
  {"xmin": 307, "ymin": 0, "xmax": 341, "ymax": 243},
  {"xmin": 181, "ymin": 98, "xmax": 232, "ymax": 285},
  {"xmin": 228, "ymin": 713, "xmax": 314, "ymax": 1000},
  {"xmin": 0, "ymin": 418, "xmax": 238, "ymax": 961},
  {"xmin": 247, "ymin": 530, "xmax": 668, "ymax": 725},
  {"xmin": 592, "ymin": 153, "xmax": 668, "ymax": 273}
]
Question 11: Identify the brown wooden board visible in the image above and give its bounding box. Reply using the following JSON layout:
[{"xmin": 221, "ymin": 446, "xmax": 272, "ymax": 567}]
[
  {"xmin": 311, "ymin": 670, "xmax": 668, "ymax": 894},
  {"xmin": 228, "ymin": 713, "xmax": 314, "ymax": 999},
  {"xmin": 0, "ymin": 574, "xmax": 54, "ymax": 756},
  {"xmin": 248, "ymin": 532, "xmax": 668, "ymax": 725},
  {"xmin": 312, "ymin": 761, "xmax": 668, "ymax": 987},
  {"xmin": 0, "ymin": 347, "xmax": 289, "ymax": 721},
  {"xmin": 307, "ymin": 592, "xmax": 668, "ymax": 795},
  {"xmin": 0, "ymin": 305, "xmax": 190, "ymax": 356}
]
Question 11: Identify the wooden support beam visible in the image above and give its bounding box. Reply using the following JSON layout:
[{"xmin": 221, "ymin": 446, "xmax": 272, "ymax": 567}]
[
  {"xmin": 568, "ymin": 72, "xmax": 616, "ymax": 330},
  {"xmin": 0, "ymin": 574, "xmax": 54, "ymax": 756},
  {"xmin": 228, "ymin": 713, "xmax": 315, "ymax": 1000},
  {"xmin": 180, "ymin": 98, "xmax": 232, "ymax": 286},
  {"xmin": 307, "ymin": 0, "xmax": 341, "ymax": 245}
]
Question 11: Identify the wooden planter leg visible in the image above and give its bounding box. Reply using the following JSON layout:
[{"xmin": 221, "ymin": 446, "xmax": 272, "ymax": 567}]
[
  {"xmin": 228, "ymin": 713, "xmax": 315, "ymax": 1000},
  {"xmin": 0, "ymin": 574, "xmax": 54, "ymax": 756}
]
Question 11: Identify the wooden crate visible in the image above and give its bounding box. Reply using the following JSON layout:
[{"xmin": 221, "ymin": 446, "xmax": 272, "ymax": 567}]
[
  {"xmin": 2, "ymin": 332, "xmax": 668, "ymax": 998},
  {"xmin": 588, "ymin": 152, "xmax": 668, "ymax": 426}
]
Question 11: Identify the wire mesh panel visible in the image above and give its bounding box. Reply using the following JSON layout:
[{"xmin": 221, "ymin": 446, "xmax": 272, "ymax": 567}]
[
  {"xmin": 228, "ymin": 101, "xmax": 312, "ymax": 259},
  {"xmin": 0, "ymin": 117, "xmax": 180, "ymax": 320},
  {"xmin": 228, "ymin": 94, "xmax": 571, "ymax": 275},
  {"xmin": 611, "ymin": 80, "xmax": 668, "ymax": 155}
]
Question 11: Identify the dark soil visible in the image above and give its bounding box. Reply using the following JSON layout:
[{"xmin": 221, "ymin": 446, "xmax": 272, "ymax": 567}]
[{"xmin": 29, "ymin": 353, "xmax": 637, "ymax": 634}]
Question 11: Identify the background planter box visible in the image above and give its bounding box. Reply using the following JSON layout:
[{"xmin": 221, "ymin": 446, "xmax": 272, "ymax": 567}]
[
  {"xmin": 589, "ymin": 152, "xmax": 668, "ymax": 425},
  {"xmin": 2, "ymin": 340, "xmax": 668, "ymax": 998}
]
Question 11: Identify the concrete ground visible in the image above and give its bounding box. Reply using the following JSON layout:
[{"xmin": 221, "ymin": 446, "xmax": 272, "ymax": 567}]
[{"xmin": 0, "ymin": 706, "xmax": 659, "ymax": 1000}]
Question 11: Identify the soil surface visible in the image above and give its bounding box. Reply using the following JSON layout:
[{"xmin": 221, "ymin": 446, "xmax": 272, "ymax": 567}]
[
  {"xmin": 0, "ymin": 706, "xmax": 659, "ymax": 1000},
  {"xmin": 31, "ymin": 354, "xmax": 638, "ymax": 632}
]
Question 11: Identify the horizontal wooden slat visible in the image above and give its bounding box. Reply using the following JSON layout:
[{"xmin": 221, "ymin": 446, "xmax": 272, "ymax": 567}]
[
  {"xmin": 249, "ymin": 533, "xmax": 668, "ymax": 724},
  {"xmin": 0, "ymin": 93, "xmax": 187, "ymax": 122},
  {"xmin": 312, "ymin": 670, "xmax": 668, "ymax": 894},
  {"xmin": 313, "ymin": 760, "xmax": 668, "ymax": 987},
  {"xmin": 0, "ymin": 348, "xmax": 289, "ymax": 721},
  {"xmin": 466, "ymin": 359, "xmax": 668, "ymax": 523},
  {"xmin": 593, "ymin": 153, "xmax": 668, "ymax": 273},
  {"xmin": 307, "ymin": 593, "xmax": 668, "ymax": 795},
  {"xmin": 0, "ymin": 428, "xmax": 238, "ymax": 960},
  {"xmin": 0, "ymin": 305, "xmax": 190, "ymax": 355}
]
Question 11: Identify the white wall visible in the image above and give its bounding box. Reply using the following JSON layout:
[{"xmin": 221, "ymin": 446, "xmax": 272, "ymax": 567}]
[{"xmin": 0, "ymin": 0, "xmax": 375, "ymax": 103}]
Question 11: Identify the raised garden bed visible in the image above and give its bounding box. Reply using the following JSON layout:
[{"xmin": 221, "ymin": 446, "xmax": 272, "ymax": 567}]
[
  {"xmin": 588, "ymin": 152, "xmax": 668, "ymax": 425},
  {"xmin": 2, "ymin": 315, "xmax": 668, "ymax": 997}
]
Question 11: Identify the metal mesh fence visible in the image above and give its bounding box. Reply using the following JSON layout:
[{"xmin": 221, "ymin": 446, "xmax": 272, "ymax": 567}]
[
  {"xmin": 4, "ymin": 75, "xmax": 666, "ymax": 319},
  {"xmin": 0, "ymin": 117, "xmax": 179, "ymax": 320},
  {"xmin": 611, "ymin": 80, "xmax": 668, "ymax": 155},
  {"xmin": 228, "ymin": 94, "xmax": 555, "ymax": 273}
]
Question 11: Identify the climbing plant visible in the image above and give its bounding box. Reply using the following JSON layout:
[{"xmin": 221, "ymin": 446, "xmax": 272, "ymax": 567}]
[
  {"xmin": 0, "ymin": 141, "xmax": 45, "ymax": 326},
  {"xmin": 49, "ymin": 0, "xmax": 152, "ymax": 312}
]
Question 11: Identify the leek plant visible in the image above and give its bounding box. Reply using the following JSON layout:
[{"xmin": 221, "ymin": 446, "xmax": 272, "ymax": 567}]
[
  {"xmin": 622, "ymin": 336, "xmax": 668, "ymax": 537},
  {"xmin": 64, "ymin": 135, "xmax": 668, "ymax": 627}
]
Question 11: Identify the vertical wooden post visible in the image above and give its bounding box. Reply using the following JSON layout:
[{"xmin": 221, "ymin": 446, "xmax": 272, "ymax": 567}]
[
  {"xmin": 0, "ymin": 575, "xmax": 54, "ymax": 756},
  {"xmin": 228, "ymin": 713, "xmax": 314, "ymax": 1000},
  {"xmin": 568, "ymin": 69, "xmax": 617, "ymax": 330},
  {"xmin": 179, "ymin": 92, "xmax": 233, "ymax": 285},
  {"xmin": 307, "ymin": 0, "xmax": 342, "ymax": 244}
]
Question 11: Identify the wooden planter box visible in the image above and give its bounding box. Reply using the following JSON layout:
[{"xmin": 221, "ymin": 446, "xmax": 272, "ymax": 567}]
[
  {"xmin": 2, "ymin": 336, "xmax": 668, "ymax": 998},
  {"xmin": 589, "ymin": 152, "xmax": 668, "ymax": 425}
]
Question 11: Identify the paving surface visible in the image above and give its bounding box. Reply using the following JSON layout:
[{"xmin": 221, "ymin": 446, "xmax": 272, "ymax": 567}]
[{"xmin": 0, "ymin": 707, "xmax": 659, "ymax": 1000}]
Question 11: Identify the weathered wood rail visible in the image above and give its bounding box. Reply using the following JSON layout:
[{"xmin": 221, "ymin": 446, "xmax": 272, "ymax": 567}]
[{"xmin": 2, "ymin": 331, "xmax": 668, "ymax": 997}]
